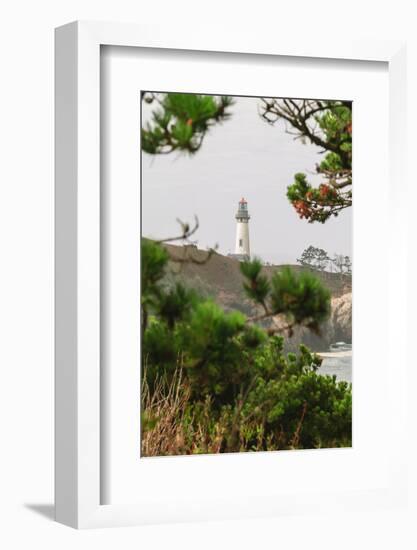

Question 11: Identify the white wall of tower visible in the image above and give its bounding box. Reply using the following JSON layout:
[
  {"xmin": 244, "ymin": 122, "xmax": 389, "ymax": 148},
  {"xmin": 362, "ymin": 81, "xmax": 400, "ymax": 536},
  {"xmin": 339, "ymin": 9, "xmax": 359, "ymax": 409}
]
[{"xmin": 235, "ymin": 221, "xmax": 250, "ymax": 257}]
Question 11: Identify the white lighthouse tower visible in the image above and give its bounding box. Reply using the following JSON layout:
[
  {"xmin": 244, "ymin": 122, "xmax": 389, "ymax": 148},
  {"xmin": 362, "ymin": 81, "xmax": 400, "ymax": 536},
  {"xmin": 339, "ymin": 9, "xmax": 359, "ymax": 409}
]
[{"xmin": 231, "ymin": 197, "xmax": 251, "ymax": 261}]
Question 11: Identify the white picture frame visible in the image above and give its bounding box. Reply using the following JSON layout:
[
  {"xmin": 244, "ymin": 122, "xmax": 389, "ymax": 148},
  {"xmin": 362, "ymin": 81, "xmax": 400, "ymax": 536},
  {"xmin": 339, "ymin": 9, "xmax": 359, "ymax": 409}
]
[{"xmin": 55, "ymin": 21, "xmax": 407, "ymax": 529}]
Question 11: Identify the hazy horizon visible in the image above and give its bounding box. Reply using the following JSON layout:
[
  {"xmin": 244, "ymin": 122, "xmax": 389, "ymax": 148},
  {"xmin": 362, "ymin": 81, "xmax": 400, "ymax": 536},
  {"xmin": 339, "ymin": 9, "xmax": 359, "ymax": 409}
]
[{"xmin": 142, "ymin": 95, "xmax": 352, "ymax": 265}]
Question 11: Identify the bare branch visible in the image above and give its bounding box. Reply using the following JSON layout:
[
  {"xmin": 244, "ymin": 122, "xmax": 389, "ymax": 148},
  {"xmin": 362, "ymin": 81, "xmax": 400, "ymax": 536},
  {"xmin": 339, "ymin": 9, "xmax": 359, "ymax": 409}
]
[{"xmin": 156, "ymin": 216, "xmax": 200, "ymax": 244}]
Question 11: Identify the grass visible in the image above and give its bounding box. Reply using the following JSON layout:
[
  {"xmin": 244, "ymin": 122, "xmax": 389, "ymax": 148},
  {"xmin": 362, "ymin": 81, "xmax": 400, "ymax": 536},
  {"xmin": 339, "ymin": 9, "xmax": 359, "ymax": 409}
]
[
  {"xmin": 140, "ymin": 364, "xmax": 322, "ymax": 457},
  {"xmin": 141, "ymin": 366, "xmax": 227, "ymax": 456}
]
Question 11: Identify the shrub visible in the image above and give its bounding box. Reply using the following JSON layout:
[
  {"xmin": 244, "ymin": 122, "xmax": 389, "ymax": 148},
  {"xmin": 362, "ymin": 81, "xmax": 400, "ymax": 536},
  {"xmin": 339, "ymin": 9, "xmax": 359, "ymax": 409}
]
[{"xmin": 141, "ymin": 239, "xmax": 352, "ymax": 455}]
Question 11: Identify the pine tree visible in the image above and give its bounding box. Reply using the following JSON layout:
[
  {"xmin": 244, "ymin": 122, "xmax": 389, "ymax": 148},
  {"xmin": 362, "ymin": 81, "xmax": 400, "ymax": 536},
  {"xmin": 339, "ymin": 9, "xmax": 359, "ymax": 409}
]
[
  {"xmin": 141, "ymin": 92, "xmax": 233, "ymax": 155},
  {"xmin": 142, "ymin": 93, "xmax": 352, "ymax": 223},
  {"xmin": 141, "ymin": 239, "xmax": 351, "ymax": 455},
  {"xmin": 260, "ymin": 99, "xmax": 352, "ymax": 223},
  {"xmin": 297, "ymin": 245, "xmax": 330, "ymax": 272}
]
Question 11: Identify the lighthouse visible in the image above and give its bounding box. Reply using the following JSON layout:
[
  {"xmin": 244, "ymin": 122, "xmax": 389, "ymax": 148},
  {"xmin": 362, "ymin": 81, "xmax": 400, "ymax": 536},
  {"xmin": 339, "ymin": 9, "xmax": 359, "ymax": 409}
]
[{"xmin": 230, "ymin": 198, "xmax": 251, "ymax": 261}]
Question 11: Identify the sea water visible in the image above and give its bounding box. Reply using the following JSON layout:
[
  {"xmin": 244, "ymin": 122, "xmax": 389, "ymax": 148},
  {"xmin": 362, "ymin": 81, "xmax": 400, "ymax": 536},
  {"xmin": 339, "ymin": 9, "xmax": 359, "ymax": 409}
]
[{"xmin": 318, "ymin": 347, "xmax": 352, "ymax": 383}]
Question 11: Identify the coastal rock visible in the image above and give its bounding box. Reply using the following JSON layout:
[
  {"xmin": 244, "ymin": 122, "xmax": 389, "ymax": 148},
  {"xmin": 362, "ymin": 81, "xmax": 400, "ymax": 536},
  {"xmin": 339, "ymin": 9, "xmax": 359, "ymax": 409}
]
[
  {"xmin": 283, "ymin": 292, "xmax": 352, "ymax": 352},
  {"xmin": 330, "ymin": 292, "xmax": 352, "ymax": 343}
]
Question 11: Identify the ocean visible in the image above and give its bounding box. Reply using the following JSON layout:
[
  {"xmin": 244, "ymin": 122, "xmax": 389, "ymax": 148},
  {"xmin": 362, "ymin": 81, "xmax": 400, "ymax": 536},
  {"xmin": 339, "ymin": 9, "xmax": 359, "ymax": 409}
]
[{"xmin": 318, "ymin": 348, "xmax": 352, "ymax": 383}]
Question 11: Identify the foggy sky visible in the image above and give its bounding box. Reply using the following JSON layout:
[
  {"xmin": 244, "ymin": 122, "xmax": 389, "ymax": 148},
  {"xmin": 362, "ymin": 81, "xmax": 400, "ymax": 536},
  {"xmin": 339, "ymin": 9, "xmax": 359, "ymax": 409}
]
[{"xmin": 141, "ymin": 96, "xmax": 352, "ymax": 265}]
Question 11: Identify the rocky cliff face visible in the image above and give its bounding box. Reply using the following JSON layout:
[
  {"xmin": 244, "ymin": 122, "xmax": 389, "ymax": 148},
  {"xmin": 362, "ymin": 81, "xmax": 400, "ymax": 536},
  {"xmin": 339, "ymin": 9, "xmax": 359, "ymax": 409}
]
[
  {"xmin": 330, "ymin": 293, "xmax": 352, "ymax": 343},
  {"xmin": 283, "ymin": 292, "xmax": 352, "ymax": 352}
]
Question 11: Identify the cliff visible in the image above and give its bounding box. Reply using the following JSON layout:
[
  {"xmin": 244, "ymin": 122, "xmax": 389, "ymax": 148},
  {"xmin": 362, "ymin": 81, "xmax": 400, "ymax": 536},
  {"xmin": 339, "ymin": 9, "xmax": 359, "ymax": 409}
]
[
  {"xmin": 280, "ymin": 292, "xmax": 352, "ymax": 352},
  {"xmin": 162, "ymin": 242, "xmax": 352, "ymax": 352}
]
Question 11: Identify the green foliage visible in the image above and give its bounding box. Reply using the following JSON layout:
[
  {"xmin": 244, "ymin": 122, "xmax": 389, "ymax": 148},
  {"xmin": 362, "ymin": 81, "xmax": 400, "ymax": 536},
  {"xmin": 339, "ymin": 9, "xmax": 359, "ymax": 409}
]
[
  {"xmin": 316, "ymin": 105, "xmax": 352, "ymax": 163},
  {"xmin": 156, "ymin": 283, "xmax": 199, "ymax": 329},
  {"xmin": 240, "ymin": 258, "xmax": 270, "ymax": 308},
  {"xmin": 141, "ymin": 239, "xmax": 169, "ymax": 331},
  {"xmin": 141, "ymin": 238, "xmax": 169, "ymax": 298},
  {"xmin": 179, "ymin": 301, "xmax": 249, "ymax": 398},
  {"xmin": 269, "ymin": 268, "xmax": 331, "ymax": 331},
  {"xmin": 240, "ymin": 324, "xmax": 267, "ymax": 349},
  {"xmin": 319, "ymin": 152, "xmax": 343, "ymax": 172},
  {"xmin": 287, "ymin": 172, "xmax": 350, "ymax": 224},
  {"xmin": 240, "ymin": 342, "xmax": 351, "ymax": 449},
  {"xmin": 143, "ymin": 320, "xmax": 178, "ymax": 367},
  {"xmin": 141, "ymin": 240, "xmax": 352, "ymax": 454},
  {"xmin": 240, "ymin": 259, "xmax": 331, "ymax": 333},
  {"xmin": 141, "ymin": 92, "xmax": 234, "ymax": 155},
  {"xmin": 261, "ymin": 99, "xmax": 352, "ymax": 223},
  {"xmin": 142, "ymin": 94, "xmax": 352, "ymax": 223}
]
